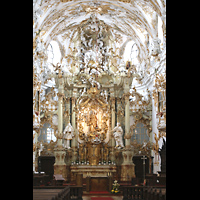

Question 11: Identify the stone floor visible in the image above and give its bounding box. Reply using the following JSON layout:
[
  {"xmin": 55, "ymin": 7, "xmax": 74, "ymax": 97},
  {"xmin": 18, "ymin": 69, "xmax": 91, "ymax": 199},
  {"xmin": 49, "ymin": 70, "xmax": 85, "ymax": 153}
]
[{"xmin": 82, "ymin": 196, "xmax": 123, "ymax": 200}]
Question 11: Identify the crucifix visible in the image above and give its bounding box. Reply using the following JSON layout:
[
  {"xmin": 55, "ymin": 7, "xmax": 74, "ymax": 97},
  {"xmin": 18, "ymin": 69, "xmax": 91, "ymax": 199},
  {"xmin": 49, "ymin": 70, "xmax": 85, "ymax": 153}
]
[{"xmin": 141, "ymin": 155, "xmax": 147, "ymax": 183}]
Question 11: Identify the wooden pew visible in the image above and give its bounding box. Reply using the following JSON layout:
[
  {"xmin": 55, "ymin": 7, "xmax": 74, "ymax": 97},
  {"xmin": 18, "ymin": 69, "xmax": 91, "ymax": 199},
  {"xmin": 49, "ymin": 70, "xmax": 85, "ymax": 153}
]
[
  {"xmin": 122, "ymin": 186, "xmax": 166, "ymax": 200},
  {"xmin": 143, "ymin": 186, "xmax": 166, "ymax": 200},
  {"xmin": 53, "ymin": 174, "xmax": 65, "ymax": 186},
  {"xmin": 122, "ymin": 186, "xmax": 144, "ymax": 200},
  {"xmin": 70, "ymin": 186, "xmax": 83, "ymax": 200},
  {"xmin": 33, "ymin": 186, "xmax": 70, "ymax": 200},
  {"xmin": 33, "ymin": 189, "xmax": 62, "ymax": 200},
  {"xmin": 33, "ymin": 186, "xmax": 83, "ymax": 200},
  {"xmin": 33, "ymin": 174, "xmax": 50, "ymax": 186}
]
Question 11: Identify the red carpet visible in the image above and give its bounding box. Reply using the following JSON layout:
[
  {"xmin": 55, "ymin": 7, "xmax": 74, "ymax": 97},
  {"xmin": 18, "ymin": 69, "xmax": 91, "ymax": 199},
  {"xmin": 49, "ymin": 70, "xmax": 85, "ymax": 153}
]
[
  {"xmin": 91, "ymin": 197, "xmax": 113, "ymax": 200},
  {"xmin": 90, "ymin": 191, "xmax": 109, "ymax": 194}
]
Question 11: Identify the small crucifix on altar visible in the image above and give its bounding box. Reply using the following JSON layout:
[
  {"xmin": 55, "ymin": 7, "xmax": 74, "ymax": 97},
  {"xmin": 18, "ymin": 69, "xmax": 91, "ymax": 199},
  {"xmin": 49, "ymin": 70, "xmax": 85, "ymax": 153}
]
[{"xmin": 141, "ymin": 155, "xmax": 147, "ymax": 184}]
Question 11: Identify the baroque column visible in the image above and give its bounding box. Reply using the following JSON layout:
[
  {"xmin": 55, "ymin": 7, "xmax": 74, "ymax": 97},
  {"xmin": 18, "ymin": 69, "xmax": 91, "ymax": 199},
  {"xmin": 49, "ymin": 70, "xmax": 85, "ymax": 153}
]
[
  {"xmin": 54, "ymin": 76, "xmax": 67, "ymax": 180},
  {"xmin": 110, "ymin": 91, "xmax": 115, "ymax": 163},
  {"xmin": 121, "ymin": 80, "xmax": 135, "ymax": 181},
  {"xmin": 65, "ymin": 97, "xmax": 70, "ymax": 124},
  {"xmin": 71, "ymin": 88, "xmax": 78, "ymax": 162},
  {"xmin": 124, "ymin": 83, "xmax": 131, "ymax": 149}
]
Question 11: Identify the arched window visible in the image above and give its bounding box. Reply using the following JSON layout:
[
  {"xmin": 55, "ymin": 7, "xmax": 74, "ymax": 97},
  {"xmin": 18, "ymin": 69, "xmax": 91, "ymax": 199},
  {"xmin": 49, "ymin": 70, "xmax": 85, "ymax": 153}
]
[
  {"xmin": 47, "ymin": 41, "xmax": 61, "ymax": 70},
  {"xmin": 130, "ymin": 43, "xmax": 139, "ymax": 65},
  {"xmin": 123, "ymin": 41, "xmax": 139, "ymax": 66},
  {"xmin": 47, "ymin": 43, "xmax": 54, "ymax": 64},
  {"xmin": 158, "ymin": 16, "xmax": 163, "ymax": 48},
  {"xmin": 46, "ymin": 127, "xmax": 57, "ymax": 143},
  {"xmin": 123, "ymin": 40, "xmax": 134, "ymax": 63},
  {"xmin": 158, "ymin": 92, "xmax": 163, "ymax": 113},
  {"xmin": 39, "ymin": 123, "xmax": 57, "ymax": 143},
  {"xmin": 131, "ymin": 123, "xmax": 149, "ymax": 144}
]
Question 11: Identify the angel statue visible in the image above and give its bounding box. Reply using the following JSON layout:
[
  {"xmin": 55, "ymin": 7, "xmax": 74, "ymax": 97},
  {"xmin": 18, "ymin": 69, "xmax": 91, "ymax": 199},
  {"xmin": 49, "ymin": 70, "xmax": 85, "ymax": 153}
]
[
  {"xmin": 63, "ymin": 123, "xmax": 75, "ymax": 149},
  {"xmin": 111, "ymin": 122, "xmax": 124, "ymax": 149}
]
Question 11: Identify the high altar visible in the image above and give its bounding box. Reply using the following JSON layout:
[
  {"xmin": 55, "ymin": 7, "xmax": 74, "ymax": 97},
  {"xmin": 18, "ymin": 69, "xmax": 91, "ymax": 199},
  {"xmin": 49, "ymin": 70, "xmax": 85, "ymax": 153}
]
[
  {"xmin": 33, "ymin": 0, "xmax": 167, "ymax": 190},
  {"xmin": 34, "ymin": 15, "xmax": 137, "ymax": 183},
  {"xmin": 52, "ymin": 71, "xmax": 135, "ymax": 182}
]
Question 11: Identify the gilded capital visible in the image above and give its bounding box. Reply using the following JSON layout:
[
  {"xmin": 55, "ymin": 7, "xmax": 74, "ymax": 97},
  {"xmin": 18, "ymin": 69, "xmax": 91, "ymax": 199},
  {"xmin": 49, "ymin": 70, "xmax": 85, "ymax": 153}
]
[
  {"xmin": 124, "ymin": 134, "xmax": 131, "ymax": 139},
  {"xmin": 71, "ymin": 97, "xmax": 76, "ymax": 103},
  {"xmin": 58, "ymin": 93, "xmax": 65, "ymax": 101},
  {"xmin": 123, "ymin": 92, "xmax": 131, "ymax": 102}
]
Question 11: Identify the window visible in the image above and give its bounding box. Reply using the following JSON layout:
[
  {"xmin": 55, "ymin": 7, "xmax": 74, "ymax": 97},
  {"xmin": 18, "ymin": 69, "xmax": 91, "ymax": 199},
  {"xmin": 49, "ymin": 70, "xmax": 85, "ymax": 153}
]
[
  {"xmin": 46, "ymin": 127, "xmax": 57, "ymax": 143},
  {"xmin": 47, "ymin": 43, "xmax": 54, "ymax": 64},
  {"xmin": 123, "ymin": 40, "xmax": 134, "ymax": 63},
  {"xmin": 47, "ymin": 41, "xmax": 61, "ymax": 70},
  {"xmin": 39, "ymin": 123, "xmax": 57, "ymax": 143},
  {"xmin": 36, "ymin": 91, "xmax": 40, "ymax": 111},
  {"xmin": 158, "ymin": 16, "xmax": 163, "ymax": 48},
  {"xmin": 130, "ymin": 43, "xmax": 139, "ymax": 65},
  {"xmin": 158, "ymin": 92, "xmax": 163, "ymax": 113},
  {"xmin": 131, "ymin": 123, "xmax": 149, "ymax": 144},
  {"xmin": 123, "ymin": 41, "xmax": 139, "ymax": 67}
]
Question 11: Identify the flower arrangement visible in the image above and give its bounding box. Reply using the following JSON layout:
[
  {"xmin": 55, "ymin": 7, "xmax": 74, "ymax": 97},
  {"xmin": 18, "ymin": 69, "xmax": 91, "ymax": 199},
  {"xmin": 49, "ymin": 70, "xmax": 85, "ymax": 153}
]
[{"xmin": 111, "ymin": 180, "xmax": 120, "ymax": 194}]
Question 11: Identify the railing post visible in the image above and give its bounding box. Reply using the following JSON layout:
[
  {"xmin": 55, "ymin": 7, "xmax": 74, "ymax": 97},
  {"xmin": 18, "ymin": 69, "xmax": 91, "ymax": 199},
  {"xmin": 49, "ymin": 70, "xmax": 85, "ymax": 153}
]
[
  {"xmin": 144, "ymin": 187, "xmax": 147, "ymax": 200},
  {"xmin": 78, "ymin": 186, "xmax": 83, "ymax": 200},
  {"xmin": 150, "ymin": 187, "xmax": 153, "ymax": 200},
  {"xmin": 122, "ymin": 187, "xmax": 128, "ymax": 200},
  {"xmin": 132, "ymin": 187, "xmax": 134, "ymax": 199}
]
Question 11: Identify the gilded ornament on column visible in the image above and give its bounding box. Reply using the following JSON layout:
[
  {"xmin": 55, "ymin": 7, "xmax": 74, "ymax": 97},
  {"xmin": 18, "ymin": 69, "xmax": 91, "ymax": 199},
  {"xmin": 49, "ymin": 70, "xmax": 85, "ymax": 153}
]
[{"xmin": 58, "ymin": 93, "xmax": 65, "ymax": 101}]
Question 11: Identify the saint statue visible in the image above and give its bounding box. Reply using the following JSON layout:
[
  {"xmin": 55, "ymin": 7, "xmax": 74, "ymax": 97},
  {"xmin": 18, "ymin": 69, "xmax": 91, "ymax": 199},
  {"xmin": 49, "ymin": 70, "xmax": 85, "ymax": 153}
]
[
  {"xmin": 87, "ymin": 111, "xmax": 98, "ymax": 133},
  {"xmin": 79, "ymin": 143, "xmax": 85, "ymax": 162},
  {"xmin": 38, "ymin": 142, "xmax": 44, "ymax": 156},
  {"xmin": 111, "ymin": 122, "xmax": 124, "ymax": 149},
  {"xmin": 63, "ymin": 123, "xmax": 74, "ymax": 149}
]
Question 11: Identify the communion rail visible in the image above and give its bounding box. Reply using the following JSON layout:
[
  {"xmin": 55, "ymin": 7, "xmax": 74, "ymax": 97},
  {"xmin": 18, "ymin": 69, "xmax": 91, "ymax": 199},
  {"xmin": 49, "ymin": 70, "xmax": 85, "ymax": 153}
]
[{"xmin": 122, "ymin": 186, "xmax": 166, "ymax": 200}]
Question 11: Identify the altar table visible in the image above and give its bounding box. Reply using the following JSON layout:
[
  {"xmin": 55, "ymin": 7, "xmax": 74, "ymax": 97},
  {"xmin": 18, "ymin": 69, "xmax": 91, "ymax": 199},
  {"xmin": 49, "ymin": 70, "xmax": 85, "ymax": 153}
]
[{"xmin": 70, "ymin": 165, "xmax": 117, "ymax": 182}]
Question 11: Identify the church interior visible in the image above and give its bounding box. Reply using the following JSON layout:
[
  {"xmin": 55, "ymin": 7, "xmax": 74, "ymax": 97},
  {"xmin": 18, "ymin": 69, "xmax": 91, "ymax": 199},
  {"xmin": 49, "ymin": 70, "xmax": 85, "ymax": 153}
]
[{"xmin": 33, "ymin": 0, "xmax": 166, "ymax": 199}]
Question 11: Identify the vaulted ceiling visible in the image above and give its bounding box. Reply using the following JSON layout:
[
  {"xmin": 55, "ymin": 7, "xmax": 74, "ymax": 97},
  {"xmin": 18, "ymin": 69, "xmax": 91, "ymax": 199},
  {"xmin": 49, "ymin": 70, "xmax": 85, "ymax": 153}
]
[{"xmin": 33, "ymin": 0, "xmax": 166, "ymax": 62}]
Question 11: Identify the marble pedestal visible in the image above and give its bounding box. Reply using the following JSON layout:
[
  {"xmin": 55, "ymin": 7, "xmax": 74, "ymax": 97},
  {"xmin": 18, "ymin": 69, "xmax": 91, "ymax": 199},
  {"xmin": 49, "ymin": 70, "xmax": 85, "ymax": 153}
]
[
  {"xmin": 120, "ymin": 150, "xmax": 135, "ymax": 181},
  {"xmin": 120, "ymin": 163, "xmax": 135, "ymax": 181},
  {"xmin": 54, "ymin": 147, "xmax": 67, "ymax": 181}
]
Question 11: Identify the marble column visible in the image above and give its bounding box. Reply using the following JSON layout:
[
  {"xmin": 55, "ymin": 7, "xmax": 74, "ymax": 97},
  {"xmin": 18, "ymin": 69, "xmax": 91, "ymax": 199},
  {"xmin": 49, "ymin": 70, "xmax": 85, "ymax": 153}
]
[
  {"xmin": 124, "ymin": 94, "xmax": 131, "ymax": 148},
  {"xmin": 65, "ymin": 97, "xmax": 70, "ymax": 124},
  {"xmin": 54, "ymin": 77, "xmax": 67, "ymax": 180},
  {"xmin": 71, "ymin": 97, "xmax": 76, "ymax": 147},
  {"xmin": 71, "ymin": 92, "xmax": 78, "ymax": 162},
  {"xmin": 111, "ymin": 97, "xmax": 115, "ymax": 145},
  {"xmin": 116, "ymin": 98, "xmax": 120, "ymax": 122},
  {"xmin": 34, "ymin": 128, "xmax": 39, "ymax": 172},
  {"xmin": 110, "ymin": 96, "xmax": 116, "ymax": 162},
  {"xmin": 120, "ymin": 82, "xmax": 135, "ymax": 181}
]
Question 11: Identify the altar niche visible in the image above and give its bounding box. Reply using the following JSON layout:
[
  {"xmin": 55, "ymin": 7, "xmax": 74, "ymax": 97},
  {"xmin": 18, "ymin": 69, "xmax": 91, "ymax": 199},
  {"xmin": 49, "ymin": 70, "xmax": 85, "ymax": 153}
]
[
  {"xmin": 76, "ymin": 86, "xmax": 111, "ymax": 166},
  {"xmin": 78, "ymin": 142, "xmax": 110, "ymax": 166},
  {"xmin": 87, "ymin": 142, "xmax": 103, "ymax": 166}
]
